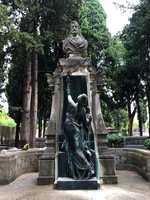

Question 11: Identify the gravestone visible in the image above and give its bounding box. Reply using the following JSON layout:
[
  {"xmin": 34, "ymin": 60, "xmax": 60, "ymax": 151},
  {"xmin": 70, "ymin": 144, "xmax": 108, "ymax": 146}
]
[{"xmin": 37, "ymin": 21, "xmax": 109, "ymax": 188}]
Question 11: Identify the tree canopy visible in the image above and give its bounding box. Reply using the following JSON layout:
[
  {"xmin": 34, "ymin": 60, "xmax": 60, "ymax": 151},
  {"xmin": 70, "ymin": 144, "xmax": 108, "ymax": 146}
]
[
  {"xmin": 1, "ymin": 0, "xmax": 150, "ymax": 146},
  {"xmin": 80, "ymin": 0, "xmax": 110, "ymax": 68}
]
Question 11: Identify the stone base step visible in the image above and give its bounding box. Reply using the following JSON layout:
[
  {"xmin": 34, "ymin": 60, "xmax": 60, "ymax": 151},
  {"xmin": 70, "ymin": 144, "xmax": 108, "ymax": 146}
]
[{"xmin": 55, "ymin": 177, "xmax": 100, "ymax": 190}]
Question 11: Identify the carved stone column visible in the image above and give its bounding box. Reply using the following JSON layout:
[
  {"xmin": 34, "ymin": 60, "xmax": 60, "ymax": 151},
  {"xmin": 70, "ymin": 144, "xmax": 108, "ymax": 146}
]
[
  {"xmin": 89, "ymin": 70, "xmax": 108, "ymax": 155},
  {"xmin": 37, "ymin": 73, "xmax": 62, "ymax": 185}
]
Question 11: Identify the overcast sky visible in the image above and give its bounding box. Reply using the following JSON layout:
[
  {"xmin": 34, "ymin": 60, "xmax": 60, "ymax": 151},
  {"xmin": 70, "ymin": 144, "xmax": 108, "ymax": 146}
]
[{"xmin": 100, "ymin": 0, "xmax": 140, "ymax": 35}]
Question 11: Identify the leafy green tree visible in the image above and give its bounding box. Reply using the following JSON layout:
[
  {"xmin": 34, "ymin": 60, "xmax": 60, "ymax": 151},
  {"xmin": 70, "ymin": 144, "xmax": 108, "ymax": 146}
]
[
  {"xmin": 120, "ymin": 0, "xmax": 150, "ymax": 135},
  {"xmin": 6, "ymin": 44, "xmax": 25, "ymax": 146},
  {"xmin": 2, "ymin": 0, "xmax": 82, "ymax": 146},
  {"xmin": 79, "ymin": 0, "xmax": 110, "ymax": 68},
  {"xmin": 0, "ymin": 4, "xmax": 10, "ymax": 99},
  {"xmin": 101, "ymin": 38, "xmax": 130, "ymax": 130}
]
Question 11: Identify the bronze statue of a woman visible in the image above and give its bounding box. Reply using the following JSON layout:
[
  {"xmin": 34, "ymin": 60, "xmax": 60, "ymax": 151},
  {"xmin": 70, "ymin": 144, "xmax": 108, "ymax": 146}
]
[{"xmin": 64, "ymin": 75, "xmax": 95, "ymax": 179}]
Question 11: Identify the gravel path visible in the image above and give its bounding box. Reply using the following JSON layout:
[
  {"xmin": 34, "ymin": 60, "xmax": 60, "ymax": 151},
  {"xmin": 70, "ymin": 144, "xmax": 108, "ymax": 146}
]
[{"xmin": 0, "ymin": 171, "xmax": 149, "ymax": 200}]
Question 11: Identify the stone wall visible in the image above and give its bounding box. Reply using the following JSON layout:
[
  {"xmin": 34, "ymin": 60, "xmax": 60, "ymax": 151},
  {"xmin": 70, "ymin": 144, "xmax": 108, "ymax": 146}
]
[
  {"xmin": 0, "ymin": 147, "xmax": 150, "ymax": 185},
  {"xmin": 104, "ymin": 148, "xmax": 150, "ymax": 181},
  {"xmin": 123, "ymin": 136, "xmax": 149, "ymax": 149},
  {"xmin": 34, "ymin": 138, "xmax": 46, "ymax": 148},
  {"xmin": 0, "ymin": 148, "xmax": 44, "ymax": 184},
  {"xmin": 0, "ymin": 126, "xmax": 16, "ymax": 146}
]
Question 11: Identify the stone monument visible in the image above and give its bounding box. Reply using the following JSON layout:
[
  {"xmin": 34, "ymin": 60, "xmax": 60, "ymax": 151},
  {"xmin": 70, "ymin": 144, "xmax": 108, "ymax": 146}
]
[{"xmin": 37, "ymin": 21, "xmax": 115, "ymax": 188}]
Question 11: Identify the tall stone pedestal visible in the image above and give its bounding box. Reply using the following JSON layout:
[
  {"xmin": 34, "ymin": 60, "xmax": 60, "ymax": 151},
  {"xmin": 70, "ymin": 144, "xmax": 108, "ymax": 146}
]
[
  {"xmin": 37, "ymin": 56, "xmax": 117, "ymax": 187},
  {"xmin": 99, "ymin": 155, "xmax": 118, "ymax": 184},
  {"xmin": 37, "ymin": 152, "xmax": 55, "ymax": 185},
  {"xmin": 37, "ymin": 132, "xmax": 56, "ymax": 184},
  {"xmin": 37, "ymin": 135, "xmax": 55, "ymax": 185}
]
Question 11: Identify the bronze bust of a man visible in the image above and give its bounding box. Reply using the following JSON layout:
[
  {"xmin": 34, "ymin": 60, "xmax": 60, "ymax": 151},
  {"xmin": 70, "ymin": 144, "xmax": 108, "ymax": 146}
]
[{"xmin": 63, "ymin": 21, "xmax": 88, "ymax": 58}]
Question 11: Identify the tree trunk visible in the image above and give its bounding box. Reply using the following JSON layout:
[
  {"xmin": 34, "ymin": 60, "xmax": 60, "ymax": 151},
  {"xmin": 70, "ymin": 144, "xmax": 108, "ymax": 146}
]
[
  {"xmin": 127, "ymin": 98, "xmax": 136, "ymax": 136},
  {"xmin": 15, "ymin": 121, "xmax": 20, "ymax": 147},
  {"xmin": 136, "ymin": 94, "xmax": 143, "ymax": 136},
  {"xmin": 148, "ymin": 98, "xmax": 150, "ymax": 136},
  {"xmin": 116, "ymin": 112, "xmax": 120, "ymax": 130},
  {"xmin": 146, "ymin": 85, "xmax": 150, "ymax": 136},
  {"xmin": 20, "ymin": 55, "xmax": 32, "ymax": 146},
  {"xmin": 15, "ymin": 112, "xmax": 21, "ymax": 147},
  {"xmin": 43, "ymin": 117, "xmax": 47, "ymax": 137},
  {"xmin": 30, "ymin": 51, "xmax": 38, "ymax": 147},
  {"xmin": 38, "ymin": 117, "xmax": 42, "ymax": 138}
]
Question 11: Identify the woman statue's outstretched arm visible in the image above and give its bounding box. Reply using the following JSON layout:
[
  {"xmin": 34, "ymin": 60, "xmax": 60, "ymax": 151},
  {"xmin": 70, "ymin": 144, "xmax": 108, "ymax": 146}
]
[{"xmin": 66, "ymin": 75, "xmax": 77, "ymax": 108}]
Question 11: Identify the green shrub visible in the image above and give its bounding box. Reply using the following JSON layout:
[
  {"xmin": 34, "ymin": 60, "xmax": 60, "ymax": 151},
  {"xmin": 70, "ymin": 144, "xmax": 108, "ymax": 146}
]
[
  {"xmin": 144, "ymin": 139, "xmax": 150, "ymax": 150},
  {"xmin": 0, "ymin": 108, "xmax": 16, "ymax": 127},
  {"xmin": 121, "ymin": 128, "xmax": 128, "ymax": 136},
  {"xmin": 107, "ymin": 133, "xmax": 124, "ymax": 147}
]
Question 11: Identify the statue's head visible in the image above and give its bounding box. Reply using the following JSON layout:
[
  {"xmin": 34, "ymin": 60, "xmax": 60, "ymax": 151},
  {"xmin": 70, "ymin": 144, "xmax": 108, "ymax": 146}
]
[
  {"xmin": 77, "ymin": 93, "xmax": 88, "ymax": 107},
  {"xmin": 63, "ymin": 20, "xmax": 87, "ymax": 57},
  {"xmin": 70, "ymin": 21, "xmax": 80, "ymax": 36}
]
